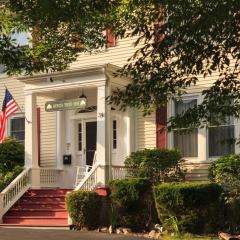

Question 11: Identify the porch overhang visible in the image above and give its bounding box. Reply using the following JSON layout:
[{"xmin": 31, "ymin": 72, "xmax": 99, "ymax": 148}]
[{"xmin": 17, "ymin": 63, "xmax": 131, "ymax": 95}]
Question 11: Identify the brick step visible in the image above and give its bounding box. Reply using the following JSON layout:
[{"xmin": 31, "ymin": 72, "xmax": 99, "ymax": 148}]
[
  {"xmin": 19, "ymin": 197, "xmax": 65, "ymax": 203},
  {"xmin": 6, "ymin": 210, "xmax": 68, "ymax": 217},
  {"xmin": 22, "ymin": 195, "xmax": 66, "ymax": 199},
  {"xmin": 26, "ymin": 189, "xmax": 72, "ymax": 196},
  {"xmin": 12, "ymin": 204, "xmax": 66, "ymax": 210},
  {"xmin": 3, "ymin": 217, "xmax": 68, "ymax": 226},
  {"xmin": 2, "ymin": 188, "xmax": 71, "ymax": 227}
]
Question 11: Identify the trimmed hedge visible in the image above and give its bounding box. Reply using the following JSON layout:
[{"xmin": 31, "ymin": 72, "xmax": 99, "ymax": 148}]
[
  {"xmin": 154, "ymin": 182, "xmax": 224, "ymax": 234},
  {"xmin": 124, "ymin": 149, "xmax": 185, "ymax": 184},
  {"xmin": 66, "ymin": 191, "xmax": 102, "ymax": 230},
  {"xmin": 209, "ymin": 154, "xmax": 240, "ymax": 234},
  {"xmin": 109, "ymin": 178, "xmax": 156, "ymax": 230}
]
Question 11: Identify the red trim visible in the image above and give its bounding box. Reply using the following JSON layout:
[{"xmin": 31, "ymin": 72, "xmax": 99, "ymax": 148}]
[
  {"xmin": 106, "ymin": 29, "xmax": 116, "ymax": 48},
  {"xmin": 156, "ymin": 107, "xmax": 167, "ymax": 149},
  {"xmin": 37, "ymin": 107, "xmax": 40, "ymax": 166}
]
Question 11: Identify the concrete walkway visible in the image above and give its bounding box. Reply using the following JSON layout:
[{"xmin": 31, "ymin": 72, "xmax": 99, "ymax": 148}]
[{"xmin": 0, "ymin": 228, "xmax": 146, "ymax": 240}]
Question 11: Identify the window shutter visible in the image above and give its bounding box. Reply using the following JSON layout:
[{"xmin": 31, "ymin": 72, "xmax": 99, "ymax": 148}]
[
  {"xmin": 156, "ymin": 107, "xmax": 167, "ymax": 149},
  {"xmin": 106, "ymin": 29, "xmax": 116, "ymax": 48}
]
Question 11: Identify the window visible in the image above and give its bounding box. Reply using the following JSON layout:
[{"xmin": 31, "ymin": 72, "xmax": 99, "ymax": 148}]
[
  {"xmin": 113, "ymin": 120, "xmax": 117, "ymax": 149},
  {"xmin": 173, "ymin": 99, "xmax": 198, "ymax": 157},
  {"xmin": 0, "ymin": 64, "xmax": 5, "ymax": 74},
  {"xmin": 208, "ymin": 116, "xmax": 235, "ymax": 157},
  {"xmin": 78, "ymin": 123, "xmax": 82, "ymax": 151},
  {"xmin": 10, "ymin": 117, "xmax": 25, "ymax": 144}
]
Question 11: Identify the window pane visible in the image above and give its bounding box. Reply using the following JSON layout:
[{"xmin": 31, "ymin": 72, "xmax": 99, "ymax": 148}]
[
  {"xmin": 78, "ymin": 123, "xmax": 82, "ymax": 151},
  {"xmin": 113, "ymin": 120, "xmax": 117, "ymax": 149},
  {"xmin": 209, "ymin": 125, "xmax": 235, "ymax": 157},
  {"xmin": 175, "ymin": 99, "xmax": 197, "ymax": 115},
  {"xmin": 11, "ymin": 118, "xmax": 25, "ymax": 131},
  {"xmin": 174, "ymin": 99, "xmax": 198, "ymax": 157},
  {"xmin": 174, "ymin": 129, "xmax": 198, "ymax": 157},
  {"xmin": 0, "ymin": 64, "xmax": 5, "ymax": 74},
  {"xmin": 11, "ymin": 117, "xmax": 25, "ymax": 143}
]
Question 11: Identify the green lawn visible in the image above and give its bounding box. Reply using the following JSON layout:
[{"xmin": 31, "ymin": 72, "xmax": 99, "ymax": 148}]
[{"xmin": 162, "ymin": 234, "xmax": 218, "ymax": 240}]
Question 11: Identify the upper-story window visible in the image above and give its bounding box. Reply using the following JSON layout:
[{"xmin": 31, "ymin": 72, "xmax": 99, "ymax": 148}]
[
  {"xmin": 10, "ymin": 116, "xmax": 25, "ymax": 144},
  {"xmin": 173, "ymin": 99, "xmax": 198, "ymax": 157},
  {"xmin": 208, "ymin": 116, "xmax": 235, "ymax": 157}
]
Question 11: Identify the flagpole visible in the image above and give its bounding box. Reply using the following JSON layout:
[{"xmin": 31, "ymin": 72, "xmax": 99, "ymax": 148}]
[{"xmin": 3, "ymin": 85, "xmax": 31, "ymax": 123}]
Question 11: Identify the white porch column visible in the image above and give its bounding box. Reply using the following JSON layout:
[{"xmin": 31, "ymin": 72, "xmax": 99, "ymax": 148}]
[
  {"xmin": 123, "ymin": 108, "xmax": 134, "ymax": 157},
  {"xmin": 56, "ymin": 111, "xmax": 65, "ymax": 169},
  {"xmin": 96, "ymin": 84, "xmax": 111, "ymax": 185},
  {"xmin": 25, "ymin": 93, "xmax": 40, "ymax": 188},
  {"xmin": 24, "ymin": 93, "xmax": 38, "ymax": 168}
]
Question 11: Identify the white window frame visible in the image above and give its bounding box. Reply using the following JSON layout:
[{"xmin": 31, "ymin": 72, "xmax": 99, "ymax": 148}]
[
  {"xmin": 168, "ymin": 93, "xmax": 240, "ymax": 163},
  {"xmin": 168, "ymin": 94, "xmax": 205, "ymax": 163},
  {"xmin": 207, "ymin": 114, "xmax": 239, "ymax": 160},
  {"xmin": 7, "ymin": 113, "xmax": 25, "ymax": 144}
]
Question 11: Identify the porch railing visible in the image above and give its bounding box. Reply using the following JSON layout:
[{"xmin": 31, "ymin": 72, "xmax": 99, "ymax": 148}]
[
  {"xmin": 0, "ymin": 167, "xmax": 63, "ymax": 221},
  {"xmin": 111, "ymin": 165, "xmax": 129, "ymax": 180},
  {"xmin": 74, "ymin": 164, "xmax": 100, "ymax": 191},
  {"xmin": 0, "ymin": 168, "xmax": 31, "ymax": 220}
]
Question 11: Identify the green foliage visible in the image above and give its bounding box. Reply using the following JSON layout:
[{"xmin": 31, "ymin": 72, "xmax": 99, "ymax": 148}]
[
  {"xmin": 65, "ymin": 191, "xmax": 101, "ymax": 230},
  {"xmin": 0, "ymin": 138, "xmax": 24, "ymax": 173},
  {"xmin": 109, "ymin": 178, "xmax": 156, "ymax": 230},
  {"xmin": 154, "ymin": 182, "xmax": 224, "ymax": 234},
  {"xmin": 0, "ymin": 165, "xmax": 23, "ymax": 191},
  {"xmin": 124, "ymin": 149, "xmax": 185, "ymax": 184},
  {"xmin": 209, "ymin": 154, "xmax": 240, "ymax": 234},
  {"xmin": 1, "ymin": 1, "xmax": 239, "ymax": 130}
]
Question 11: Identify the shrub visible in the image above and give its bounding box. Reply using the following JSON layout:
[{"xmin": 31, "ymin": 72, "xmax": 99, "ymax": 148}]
[
  {"xmin": 66, "ymin": 191, "xmax": 102, "ymax": 230},
  {"xmin": 154, "ymin": 182, "xmax": 224, "ymax": 234},
  {"xmin": 0, "ymin": 165, "xmax": 23, "ymax": 191},
  {"xmin": 109, "ymin": 178, "xmax": 156, "ymax": 230},
  {"xmin": 0, "ymin": 138, "xmax": 24, "ymax": 173},
  {"xmin": 209, "ymin": 154, "xmax": 240, "ymax": 233},
  {"xmin": 124, "ymin": 149, "xmax": 185, "ymax": 184}
]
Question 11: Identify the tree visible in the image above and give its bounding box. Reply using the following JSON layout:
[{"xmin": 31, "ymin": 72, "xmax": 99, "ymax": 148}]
[{"xmin": 1, "ymin": 0, "xmax": 240, "ymax": 129}]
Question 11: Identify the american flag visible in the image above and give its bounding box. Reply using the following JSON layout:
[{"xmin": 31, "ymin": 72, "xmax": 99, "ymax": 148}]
[{"xmin": 0, "ymin": 89, "xmax": 19, "ymax": 143}]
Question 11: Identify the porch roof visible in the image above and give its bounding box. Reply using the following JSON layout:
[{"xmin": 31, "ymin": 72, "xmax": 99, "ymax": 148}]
[{"xmin": 17, "ymin": 64, "xmax": 131, "ymax": 95}]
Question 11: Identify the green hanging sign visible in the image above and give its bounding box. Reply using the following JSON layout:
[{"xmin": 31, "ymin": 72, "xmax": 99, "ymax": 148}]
[{"xmin": 45, "ymin": 98, "xmax": 87, "ymax": 112}]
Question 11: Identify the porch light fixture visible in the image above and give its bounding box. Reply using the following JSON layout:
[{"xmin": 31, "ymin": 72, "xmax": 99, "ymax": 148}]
[{"xmin": 79, "ymin": 93, "xmax": 87, "ymax": 109}]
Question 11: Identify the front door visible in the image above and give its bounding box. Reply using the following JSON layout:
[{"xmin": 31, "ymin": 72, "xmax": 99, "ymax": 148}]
[{"xmin": 85, "ymin": 121, "xmax": 97, "ymax": 166}]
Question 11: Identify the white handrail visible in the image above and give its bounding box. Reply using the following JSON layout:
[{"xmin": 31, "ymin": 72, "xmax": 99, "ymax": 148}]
[
  {"xmin": 0, "ymin": 168, "xmax": 31, "ymax": 220},
  {"xmin": 74, "ymin": 164, "xmax": 100, "ymax": 191}
]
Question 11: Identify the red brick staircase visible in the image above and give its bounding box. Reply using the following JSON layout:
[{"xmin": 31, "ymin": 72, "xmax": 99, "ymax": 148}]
[{"xmin": 2, "ymin": 189, "xmax": 72, "ymax": 227}]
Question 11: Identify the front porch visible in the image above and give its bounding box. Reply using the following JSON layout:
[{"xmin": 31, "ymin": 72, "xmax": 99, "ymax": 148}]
[
  {"xmin": 22, "ymin": 64, "xmax": 134, "ymax": 189},
  {"xmin": 0, "ymin": 64, "xmax": 134, "ymax": 223}
]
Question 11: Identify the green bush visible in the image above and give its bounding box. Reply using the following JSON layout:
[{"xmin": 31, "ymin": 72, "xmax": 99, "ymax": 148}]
[
  {"xmin": 0, "ymin": 165, "xmax": 23, "ymax": 191},
  {"xmin": 124, "ymin": 149, "xmax": 185, "ymax": 184},
  {"xmin": 209, "ymin": 154, "xmax": 240, "ymax": 234},
  {"xmin": 65, "ymin": 191, "xmax": 102, "ymax": 230},
  {"xmin": 109, "ymin": 178, "xmax": 156, "ymax": 230},
  {"xmin": 154, "ymin": 182, "xmax": 224, "ymax": 234},
  {"xmin": 0, "ymin": 138, "xmax": 24, "ymax": 173}
]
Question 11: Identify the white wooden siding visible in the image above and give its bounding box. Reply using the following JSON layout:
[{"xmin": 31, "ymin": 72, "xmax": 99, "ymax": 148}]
[
  {"xmin": 37, "ymin": 96, "xmax": 56, "ymax": 168},
  {"xmin": 136, "ymin": 110, "xmax": 156, "ymax": 150}
]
